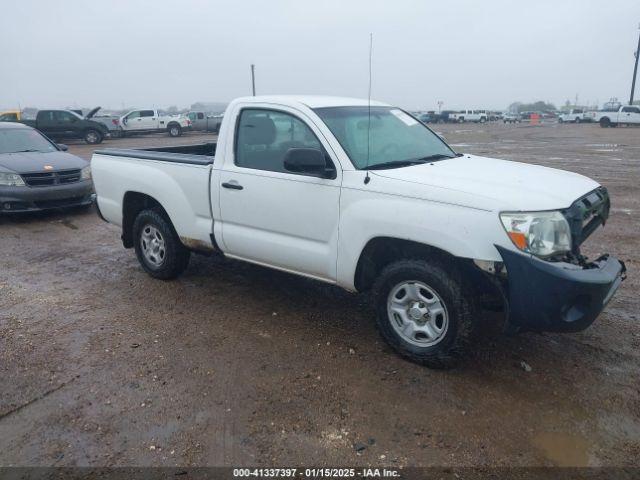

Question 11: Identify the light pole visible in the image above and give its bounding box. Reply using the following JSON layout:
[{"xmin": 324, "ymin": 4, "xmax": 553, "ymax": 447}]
[
  {"xmin": 250, "ymin": 64, "xmax": 256, "ymax": 97},
  {"xmin": 630, "ymin": 24, "xmax": 640, "ymax": 105}
]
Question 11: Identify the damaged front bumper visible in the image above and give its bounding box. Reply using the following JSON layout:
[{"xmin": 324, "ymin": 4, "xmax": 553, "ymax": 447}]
[{"xmin": 495, "ymin": 245, "xmax": 626, "ymax": 333}]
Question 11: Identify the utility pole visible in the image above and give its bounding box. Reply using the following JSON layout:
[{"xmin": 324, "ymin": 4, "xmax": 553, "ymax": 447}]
[
  {"xmin": 250, "ymin": 64, "xmax": 256, "ymax": 96},
  {"xmin": 630, "ymin": 24, "xmax": 640, "ymax": 105}
]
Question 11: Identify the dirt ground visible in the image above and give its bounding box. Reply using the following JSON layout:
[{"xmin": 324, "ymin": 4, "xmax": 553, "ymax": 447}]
[{"xmin": 0, "ymin": 124, "xmax": 638, "ymax": 468}]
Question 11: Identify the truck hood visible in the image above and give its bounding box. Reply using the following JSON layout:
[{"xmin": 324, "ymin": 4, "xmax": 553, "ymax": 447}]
[
  {"xmin": 0, "ymin": 151, "xmax": 88, "ymax": 174},
  {"xmin": 371, "ymin": 154, "xmax": 600, "ymax": 211},
  {"xmin": 85, "ymin": 106, "xmax": 101, "ymax": 119}
]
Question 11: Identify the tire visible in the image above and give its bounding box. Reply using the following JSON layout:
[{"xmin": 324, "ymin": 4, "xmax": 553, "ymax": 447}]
[
  {"xmin": 558, "ymin": 118, "xmax": 564, "ymax": 124},
  {"xmin": 480, "ymin": 117, "xmax": 486, "ymax": 123},
  {"xmin": 84, "ymin": 129, "xmax": 103, "ymax": 144},
  {"xmin": 575, "ymin": 117, "xmax": 581, "ymax": 124},
  {"xmin": 168, "ymin": 124, "xmax": 182, "ymax": 137},
  {"xmin": 600, "ymin": 117, "xmax": 611, "ymax": 128},
  {"xmin": 372, "ymin": 259, "xmax": 479, "ymax": 369},
  {"xmin": 458, "ymin": 117, "xmax": 464, "ymax": 123},
  {"xmin": 132, "ymin": 209, "xmax": 190, "ymax": 280}
]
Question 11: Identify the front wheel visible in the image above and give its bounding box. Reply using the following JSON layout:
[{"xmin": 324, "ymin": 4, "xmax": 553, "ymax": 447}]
[
  {"xmin": 84, "ymin": 129, "xmax": 103, "ymax": 144},
  {"xmin": 168, "ymin": 124, "xmax": 182, "ymax": 137},
  {"xmin": 372, "ymin": 260, "xmax": 478, "ymax": 369},
  {"xmin": 133, "ymin": 209, "xmax": 190, "ymax": 280},
  {"xmin": 575, "ymin": 117, "xmax": 581, "ymax": 124}
]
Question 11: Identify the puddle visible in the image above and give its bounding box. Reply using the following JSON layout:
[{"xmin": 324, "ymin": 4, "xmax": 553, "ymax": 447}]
[{"xmin": 532, "ymin": 432, "xmax": 590, "ymax": 466}]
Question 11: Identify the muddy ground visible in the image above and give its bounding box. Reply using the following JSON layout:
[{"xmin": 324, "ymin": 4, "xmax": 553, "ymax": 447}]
[{"xmin": 1, "ymin": 124, "xmax": 638, "ymax": 467}]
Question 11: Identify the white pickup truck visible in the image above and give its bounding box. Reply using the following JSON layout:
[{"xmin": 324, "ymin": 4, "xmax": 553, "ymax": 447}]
[
  {"xmin": 448, "ymin": 110, "xmax": 488, "ymax": 123},
  {"xmin": 119, "ymin": 109, "xmax": 192, "ymax": 137},
  {"xmin": 558, "ymin": 109, "xmax": 585, "ymax": 123},
  {"xmin": 593, "ymin": 105, "xmax": 640, "ymax": 128},
  {"xmin": 92, "ymin": 95, "xmax": 625, "ymax": 368}
]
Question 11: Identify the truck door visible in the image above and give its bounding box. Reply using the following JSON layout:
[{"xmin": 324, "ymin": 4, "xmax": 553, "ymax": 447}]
[
  {"xmin": 123, "ymin": 110, "xmax": 143, "ymax": 131},
  {"xmin": 138, "ymin": 110, "xmax": 158, "ymax": 131},
  {"xmin": 53, "ymin": 111, "xmax": 80, "ymax": 138},
  {"xmin": 621, "ymin": 106, "xmax": 640, "ymax": 124},
  {"xmin": 218, "ymin": 107, "xmax": 341, "ymax": 282}
]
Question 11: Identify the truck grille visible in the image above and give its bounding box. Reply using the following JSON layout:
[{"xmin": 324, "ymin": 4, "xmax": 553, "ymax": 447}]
[
  {"xmin": 563, "ymin": 187, "xmax": 610, "ymax": 253},
  {"xmin": 22, "ymin": 169, "xmax": 82, "ymax": 187}
]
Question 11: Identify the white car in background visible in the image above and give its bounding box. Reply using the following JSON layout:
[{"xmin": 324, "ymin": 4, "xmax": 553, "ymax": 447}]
[
  {"xmin": 558, "ymin": 109, "xmax": 585, "ymax": 123},
  {"xmin": 448, "ymin": 110, "xmax": 488, "ymax": 123},
  {"xmin": 119, "ymin": 109, "xmax": 192, "ymax": 137}
]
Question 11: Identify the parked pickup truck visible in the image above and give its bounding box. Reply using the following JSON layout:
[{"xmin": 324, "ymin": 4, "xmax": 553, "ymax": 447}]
[
  {"xmin": 592, "ymin": 105, "xmax": 640, "ymax": 128},
  {"xmin": 448, "ymin": 110, "xmax": 488, "ymax": 123},
  {"xmin": 120, "ymin": 109, "xmax": 192, "ymax": 137},
  {"xmin": 186, "ymin": 111, "xmax": 224, "ymax": 133},
  {"xmin": 20, "ymin": 108, "xmax": 110, "ymax": 144},
  {"xmin": 92, "ymin": 95, "xmax": 625, "ymax": 369},
  {"xmin": 558, "ymin": 109, "xmax": 585, "ymax": 123}
]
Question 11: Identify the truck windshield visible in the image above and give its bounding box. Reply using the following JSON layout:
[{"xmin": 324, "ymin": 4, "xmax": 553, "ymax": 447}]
[
  {"xmin": 314, "ymin": 106, "xmax": 456, "ymax": 169},
  {"xmin": 0, "ymin": 129, "xmax": 58, "ymax": 154}
]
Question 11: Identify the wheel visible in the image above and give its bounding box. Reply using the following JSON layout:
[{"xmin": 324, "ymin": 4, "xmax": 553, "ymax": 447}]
[
  {"xmin": 458, "ymin": 117, "xmax": 464, "ymax": 123},
  {"xmin": 133, "ymin": 209, "xmax": 190, "ymax": 280},
  {"xmin": 372, "ymin": 259, "xmax": 478, "ymax": 369},
  {"xmin": 575, "ymin": 117, "xmax": 581, "ymax": 124},
  {"xmin": 558, "ymin": 118, "xmax": 564, "ymax": 124},
  {"xmin": 84, "ymin": 129, "xmax": 103, "ymax": 144},
  {"xmin": 480, "ymin": 117, "xmax": 486, "ymax": 123},
  {"xmin": 600, "ymin": 117, "xmax": 611, "ymax": 128},
  {"xmin": 168, "ymin": 124, "xmax": 182, "ymax": 137}
]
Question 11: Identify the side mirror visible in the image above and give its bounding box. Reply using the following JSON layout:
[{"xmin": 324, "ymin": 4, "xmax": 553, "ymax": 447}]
[
  {"xmin": 57, "ymin": 144, "xmax": 68, "ymax": 151},
  {"xmin": 284, "ymin": 148, "xmax": 333, "ymax": 178}
]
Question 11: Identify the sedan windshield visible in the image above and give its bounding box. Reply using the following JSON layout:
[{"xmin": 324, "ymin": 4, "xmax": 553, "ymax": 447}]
[
  {"xmin": 0, "ymin": 129, "xmax": 58, "ymax": 154},
  {"xmin": 314, "ymin": 106, "xmax": 456, "ymax": 169}
]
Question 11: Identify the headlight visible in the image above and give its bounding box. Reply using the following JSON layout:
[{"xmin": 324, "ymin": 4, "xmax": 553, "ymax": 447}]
[
  {"xmin": 0, "ymin": 172, "xmax": 25, "ymax": 186},
  {"xmin": 81, "ymin": 166, "xmax": 92, "ymax": 180},
  {"xmin": 500, "ymin": 211, "xmax": 571, "ymax": 257}
]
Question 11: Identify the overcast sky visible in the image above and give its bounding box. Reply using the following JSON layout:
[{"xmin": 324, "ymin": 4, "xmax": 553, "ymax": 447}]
[{"xmin": 2, "ymin": 0, "xmax": 639, "ymax": 111}]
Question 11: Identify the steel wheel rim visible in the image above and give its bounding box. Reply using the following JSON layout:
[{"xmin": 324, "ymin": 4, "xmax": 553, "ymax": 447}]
[
  {"xmin": 140, "ymin": 224, "xmax": 166, "ymax": 267},
  {"xmin": 170, "ymin": 127, "xmax": 179, "ymax": 136},
  {"xmin": 387, "ymin": 280, "xmax": 449, "ymax": 347},
  {"xmin": 87, "ymin": 132, "xmax": 98, "ymax": 143}
]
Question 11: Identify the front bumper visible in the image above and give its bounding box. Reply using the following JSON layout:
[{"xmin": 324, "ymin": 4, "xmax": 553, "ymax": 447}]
[
  {"xmin": 0, "ymin": 180, "xmax": 95, "ymax": 213},
  {"xmin": 496, "ymin": 245, "xmax": 626, "ymax": 333}
]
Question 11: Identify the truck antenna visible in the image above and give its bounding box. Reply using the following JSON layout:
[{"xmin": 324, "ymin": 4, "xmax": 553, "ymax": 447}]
[{"xmin": 364, "ymin": 33, "xmax": 373, "ymax": 185}]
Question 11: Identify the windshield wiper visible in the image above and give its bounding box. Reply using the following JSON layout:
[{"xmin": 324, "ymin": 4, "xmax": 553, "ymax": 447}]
[
  {"xmin": 366, "ymin": 159, "xmax": 429, "ymax": 170},
  {"xmin": 12, "ymin": 149, "xmax": 43, "ymax": 153},
  {"xmin": 414, "ymin": 153, "xmax": 458, "ymax": 162}
]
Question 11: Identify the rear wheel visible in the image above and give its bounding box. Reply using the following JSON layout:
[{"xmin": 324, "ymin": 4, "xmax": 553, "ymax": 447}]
[
  {"xmin": 168, "ymin": 124, "xmax": 182, "ymax": 137},
  {"xmin": 133, "ymin": 209, "xmax": 190, "ymax": 279},
  {"xmin": 372, "ymin": 259, "xmax": 478, "ymax": 369},
  {"xmin": 600, "ymin": 117, "xmax": 611, "ymax": 128},
  {"xmin": 558, "ymin": 118, "xmax": 564, "ymax": 124},
  {"xmin": 575, "ymin": 117, "xmax": 581, "ymax": 124},
  {"xmin": 458, "ymin": 117, "xmax": 464, "ymax": 123},
  {"xmin": 84, "ymin": 129, "xmax": 103, "ymax": 144}
]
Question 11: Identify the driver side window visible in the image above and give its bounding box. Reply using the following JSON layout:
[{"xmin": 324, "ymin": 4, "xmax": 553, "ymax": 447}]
[{"xmin": 235, "ymin": 109, "xmax": 324, "ymax": 174}]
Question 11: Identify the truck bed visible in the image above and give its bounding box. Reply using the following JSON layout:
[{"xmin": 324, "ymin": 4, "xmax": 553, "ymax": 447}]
[{"xmin": 94, "ymin": 142, "xmax": 216, "ymax": 165}]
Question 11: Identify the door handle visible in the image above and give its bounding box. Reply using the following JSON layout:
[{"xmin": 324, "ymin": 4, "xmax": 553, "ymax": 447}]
[{"xmin": 222, "ymin": 182, "xmax": 243, "ymax": 190}]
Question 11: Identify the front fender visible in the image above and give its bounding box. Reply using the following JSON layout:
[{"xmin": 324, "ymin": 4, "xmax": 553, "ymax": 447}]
[{"xmin": 336, "ymin": 186, "xmax": 508, "ymax": 290}]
